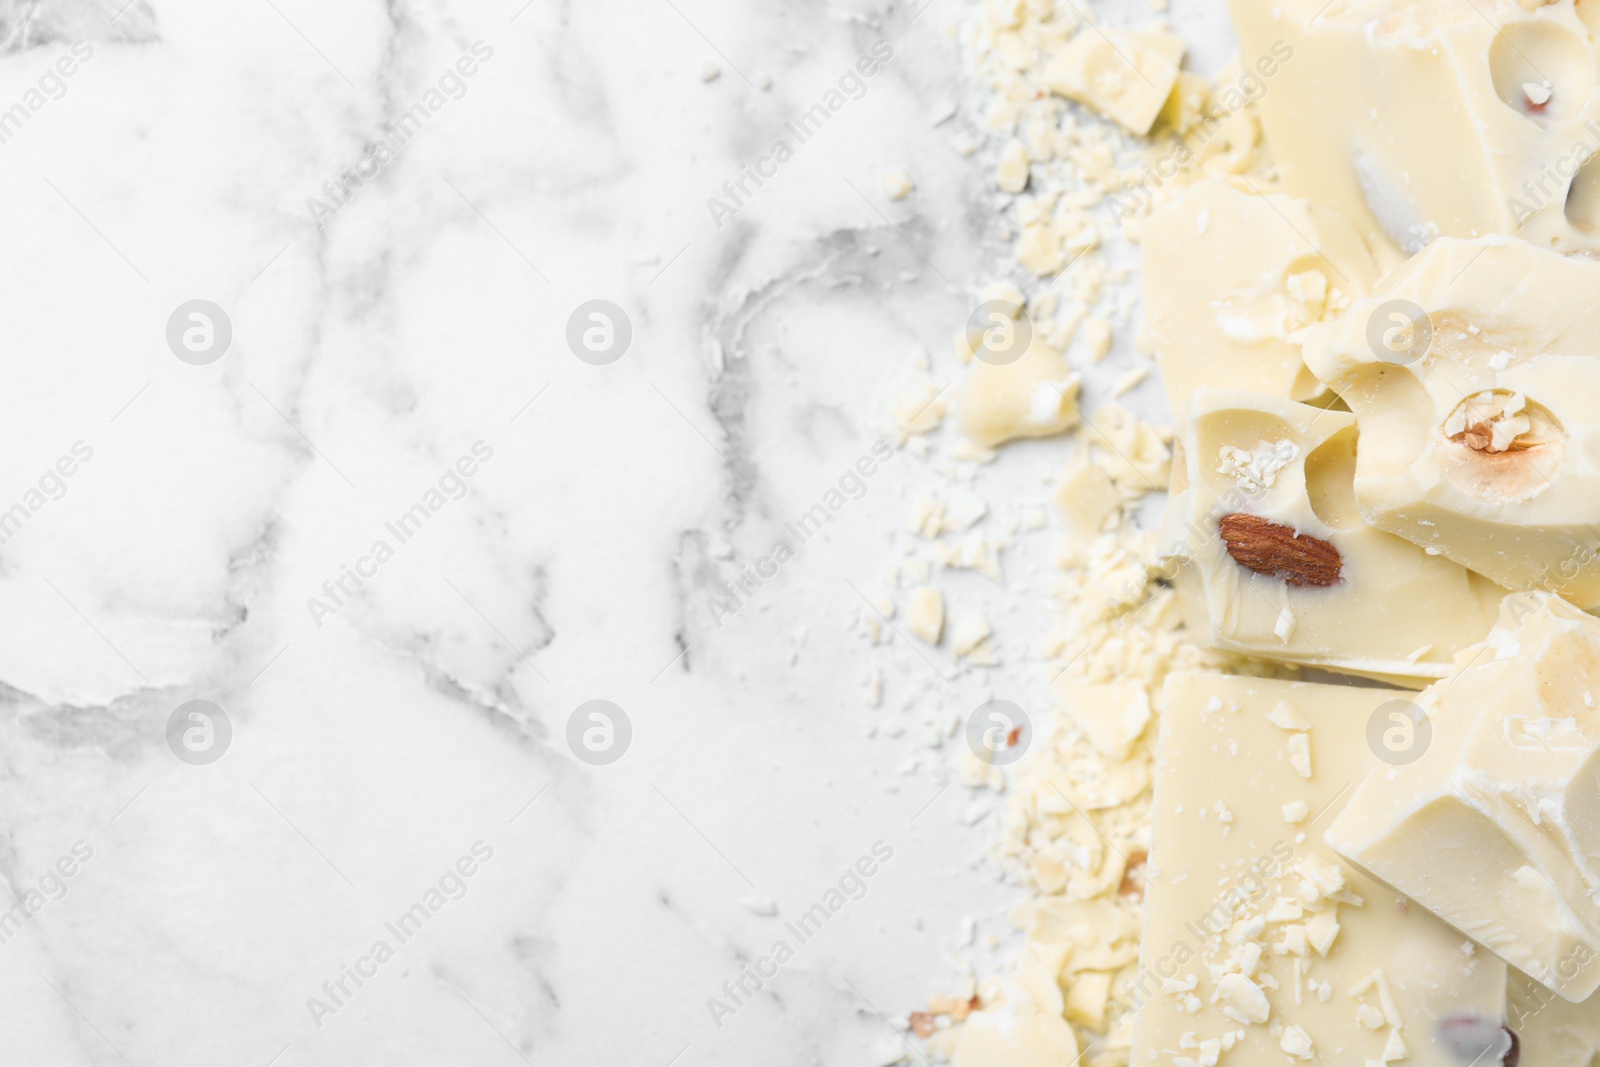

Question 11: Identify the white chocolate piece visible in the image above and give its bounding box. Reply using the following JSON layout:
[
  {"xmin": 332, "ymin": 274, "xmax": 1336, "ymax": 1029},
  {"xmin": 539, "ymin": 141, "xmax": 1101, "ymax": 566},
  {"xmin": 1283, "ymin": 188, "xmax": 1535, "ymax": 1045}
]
[
  {"xmin": 906, "ymin": 585, "xmax": 944, "ymax": 645},
  {"xmin": 1038, "ymin": 27, "xmax": 1184, "ymax": 136},
  {"xmin": 1303, "ymin": 236, "xmax": 1600, "ymax": 608},
  {"xmin": 958, "ymin": 337, "xmax": 1082, "ymax": 448},
  {"xmin": 954, "ymin": 973, "xmax": 1080, "ymax": 1067},
  {"xmin": 1134, "ymin": 673, "xmax": 1509, "ymax": 1067},
  {"xmin": 1081, "ymin": 316, "xmax": 1113, "ymax": 363},
  {"xmin": 883, "ymin": 168, "xmax": 915, "ymax": 201},
  {"xmin": 949, "ymin": 612, "xmax": 992, "ymax": 659},
  {"xmin": 1328, "ymin": 593, "xmax": 1600, "ymax": 1004},
  {"xmin": 1160, "ymin": 389, "xmax": 1506, "ymax": 682},
  {"xmin": 1054, "ymin": 452, "xmax": 1121, "ymax": 541},
  {"xmin": 1227, "ymin": 0, "xmax": 1600, "ymax": 261},
  {"xmin": 997, "ymin": 138, "xmax": 1030, "ymax": 193},
  {"xmin": 1142, "ymin": 180, "xmax": 1379, "ymax": 420},
  {"xmin": 957, "ymin": 288, "xmax": 1027, "ymax": 365},
  {"xmin": 1050, "ymin": 675, "xmax": 1150, "ymax": 760},
  {"xmin": 1510, "ymin": 971, "xmax": 1600, "ymax": 1067}
]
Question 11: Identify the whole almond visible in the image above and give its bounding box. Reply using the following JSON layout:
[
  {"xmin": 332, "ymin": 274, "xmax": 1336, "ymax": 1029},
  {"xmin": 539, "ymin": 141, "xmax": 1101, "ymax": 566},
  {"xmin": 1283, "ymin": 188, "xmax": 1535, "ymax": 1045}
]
[{"xmin": 1218, "ymin": 513, "xmax": 1342, "ymax": 588}]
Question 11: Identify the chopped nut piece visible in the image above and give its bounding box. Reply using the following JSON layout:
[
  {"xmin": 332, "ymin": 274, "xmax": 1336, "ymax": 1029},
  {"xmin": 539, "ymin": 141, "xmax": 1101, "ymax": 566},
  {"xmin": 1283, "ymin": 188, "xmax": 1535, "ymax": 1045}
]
[
  {"xmin": 1218, "ymin": 441, "xmax": 1299, "ymax": 497},
  {"xmin": 1119, "ymin": 851, "xmax": 1148, "ymax": 901}
]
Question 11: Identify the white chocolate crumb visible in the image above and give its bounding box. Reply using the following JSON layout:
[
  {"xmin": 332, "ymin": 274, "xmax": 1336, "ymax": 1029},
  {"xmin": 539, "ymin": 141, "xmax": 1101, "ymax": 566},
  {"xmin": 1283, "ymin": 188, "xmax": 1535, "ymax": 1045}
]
[
  {"xmin": 1215, "ymin": 973, "xmax": 1271, "ymax": 1025},
  {"xmin": 1288, "ymin": 733, "xmax": 1313, "ymax": 779},
  {"xmin": 1082, "ymin": 316, "xmax": 1113, "ymax": 362},
  {"xmin": 906, "ymin": 586, "xmax": 944, "ymax": 645},
  {"xmin": 1111, "ymin": 365, "xmax": 1149, "ymax": 397},
  {"xmin": 950, "ymin": 612, "xmax": 992, "ymax": 658},
  {"xmin": 1274, "ymin": 606, "xmax": 1295, "ymax": 644},
  {"xmin": 996, "ymin": 138, "xmax": 1030, "ymax": 193}
]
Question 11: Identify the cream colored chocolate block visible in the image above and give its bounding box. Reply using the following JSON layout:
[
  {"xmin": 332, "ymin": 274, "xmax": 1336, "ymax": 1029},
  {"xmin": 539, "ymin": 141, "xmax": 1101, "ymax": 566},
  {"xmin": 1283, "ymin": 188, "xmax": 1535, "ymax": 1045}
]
[
  {"xmin": 958, "ymin": 336, "xmax": 1082, "ymax": 448},
  {"xmin": 1228, "ymin": 0, "xmax": 1600, "ymax": 262},
  {"xmin": 1159, "ymin": 389, "xmax": 1506, "ymax": 683},
  {"xmin": 953, "ymin": 971, "xmax": 1080, "ymax": 1067},
  {"xmin": 1302, "ymin": 236, "xmax": 1600, "ymax": 609},
  {"xmin": 1133, "ymin": 673, "xmax": 1509, "ymax": 1067},
  {"xmin": 1039, "ymin": 27, "xmax": 1184, "ymax": 136},
  {"xmin": 1510, "ymin": 972, "xmax": 1600, "ymax": 1067},
  {"xmin": 1328, "ymin": 593, "xmax": 1600, "ymax": 1004},
  {"xmin": 1142, "ymin": 179, "xmax": 1380, "ymax": 422}
]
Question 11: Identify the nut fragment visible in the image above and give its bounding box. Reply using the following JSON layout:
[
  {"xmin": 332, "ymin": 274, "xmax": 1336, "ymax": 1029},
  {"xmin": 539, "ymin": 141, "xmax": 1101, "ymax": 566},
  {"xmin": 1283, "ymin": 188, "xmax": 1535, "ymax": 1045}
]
[
  {"xmin": 1119, "ymin": 850, "xmax": 1148, "ymax": 901},
  {"xmin": 1219, "ymin": 513, "xmax": 1343, "ymax": 588},
  {"xmin": 1438, "ymin": 389, "xmax": 1563, "ymax": 503},
  {"xmin": 926, "ymin": 993, "xmax": 981, "ymax": 1021},
  {"xmin": 1446, "ymin": 391, "xmax": 1536, "ymax": 453}
]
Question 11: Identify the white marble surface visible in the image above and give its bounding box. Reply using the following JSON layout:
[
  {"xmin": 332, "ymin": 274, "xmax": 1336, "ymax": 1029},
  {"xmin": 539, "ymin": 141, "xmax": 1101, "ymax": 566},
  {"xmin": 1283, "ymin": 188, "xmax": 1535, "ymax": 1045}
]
[{"xmin": 0, "ymin": 0, "xmax": 1232, "ymax": 1063}]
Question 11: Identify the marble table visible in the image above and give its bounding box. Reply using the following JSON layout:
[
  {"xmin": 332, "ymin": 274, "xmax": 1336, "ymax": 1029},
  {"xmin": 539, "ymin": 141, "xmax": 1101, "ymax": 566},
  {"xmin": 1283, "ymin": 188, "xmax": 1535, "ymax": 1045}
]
[{"xmin": 0, "ymin": 0, "xmax": 1234, "ymax": 1063}]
